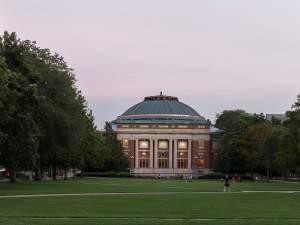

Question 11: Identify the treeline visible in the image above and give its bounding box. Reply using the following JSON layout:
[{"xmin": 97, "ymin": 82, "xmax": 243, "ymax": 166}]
[
  {"xmin": 0, "ymin": 32, "xmax": 127, "ymax": 182},
  {"xmin": 215, "ymin": 97, "xmax": 300, "ymax": 178}
]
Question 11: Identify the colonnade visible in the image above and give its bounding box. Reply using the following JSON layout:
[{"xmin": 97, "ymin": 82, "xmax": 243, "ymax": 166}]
[{"xmin": 134, "ymin": 139, "xmax": 192, "ymax": 169}]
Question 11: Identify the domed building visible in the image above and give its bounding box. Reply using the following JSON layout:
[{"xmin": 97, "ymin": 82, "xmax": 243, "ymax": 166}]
[{"xmin": 112, "ymin": 93, "xmax": 219, "ymax": 177}]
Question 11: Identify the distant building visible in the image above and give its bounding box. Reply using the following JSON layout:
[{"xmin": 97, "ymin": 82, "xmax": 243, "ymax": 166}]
[
  {"xmin": 266, "ymin": 114, "xmax": 287, "ymax": 123},
  {"xmin": 112, "ymin": 93, "xmax": 222, "ymax": 177}
]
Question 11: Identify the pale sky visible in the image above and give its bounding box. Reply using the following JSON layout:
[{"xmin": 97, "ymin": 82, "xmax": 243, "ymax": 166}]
[{"xmin": 1, "ymin": 0, "xmax": 299, "ymax": 128}]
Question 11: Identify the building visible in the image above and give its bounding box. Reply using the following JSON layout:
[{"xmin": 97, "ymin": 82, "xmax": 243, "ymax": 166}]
[
  {"xmin": 266, "ymin": 114, "xmax": 287, "ymax": 123},
  {"xmin": 112, "ymin": 93, "xmax": 220, "ymax": 177}
]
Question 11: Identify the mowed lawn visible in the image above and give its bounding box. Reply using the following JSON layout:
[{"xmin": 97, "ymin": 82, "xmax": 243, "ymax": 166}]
[{"xmin": 0, "ymin": 178, "xmax": 300, "ymax": 225}]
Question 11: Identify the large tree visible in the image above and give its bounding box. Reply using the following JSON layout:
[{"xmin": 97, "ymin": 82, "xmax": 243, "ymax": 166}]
[
  {"xmin": 1, "ymin": 31, "xmax": 128, "ymax": 182},
  {"xmin": 0, "ymin": 32, "xmax": 89, "ymax": 181},
  {"xmin": 0, "ymin": 37, "xmax": 40, "ymax": 182},
  {"xmin": 215, "ymin": 110, "xmax": 265, "ymax": 174},
  {"xmin": 284, "ymin": 95, "xmax": 300, "ymax": 175}
]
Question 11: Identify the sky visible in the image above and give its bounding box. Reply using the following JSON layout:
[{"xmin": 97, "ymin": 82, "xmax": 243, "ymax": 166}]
[{"xmin": 1, "ymin": 0, "xmax": 300, "ymax": 128}]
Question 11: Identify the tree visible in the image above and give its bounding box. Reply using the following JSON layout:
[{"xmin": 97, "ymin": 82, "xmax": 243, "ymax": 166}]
[
  {"xmin": 0, "ymin": 37, "xmax": 40, "ymax": 182},
  {"xmin": 272, "ymin": 126, "xmax": 294, "ymax": 178},
  {"xmin": 0, "ymin": 31, "xmax": 93, "ymax": 181},
  {"xmin": 284, "ymin": 95, "xmax": 300, "ymax": 175},
  {"xmin": 215, "ymin": 110, "xmax": 265, "ymax": 174},
  {"xmin": 243, "ymin": 123, "xmax": 274, "ymax": 179},
  {"xmin": 82, "ymin": 122, "xmax": 128, "ymax": 173},
  {"xmin": 1, "ymin": 31, "xmax": 128, "ymax": 182},
  {"xmin": 102, "ymin": 122, "xmax": 128, "ymax": 172}
]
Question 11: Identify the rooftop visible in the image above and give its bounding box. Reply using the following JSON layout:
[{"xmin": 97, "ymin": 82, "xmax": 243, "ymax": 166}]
[{"xmin": 113, "ymin": 93, "xmax": 208, "ymax": 125}]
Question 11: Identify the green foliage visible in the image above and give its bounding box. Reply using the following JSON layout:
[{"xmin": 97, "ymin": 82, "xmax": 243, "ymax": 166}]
[
  {"xmin": 284, "ymin": 95, "xmax": 300, "ymax": 173},
  {"xmin": 0, "ymin": 35, "xmax": 40, "ymax": 182},
  {"xmin": 82, "ymin": 122, "xmax": 128, "ymax": 172},
  {"xmin": 0, "ymin": 31, "xmax": 127, "ymax": 182},
  {"xmin": 216, "ymin": 99, "xmax": 300, "ymax": 177},
  {"xmin": 215, "ymin": 110, "xmax": 265, "ymax": 174}
]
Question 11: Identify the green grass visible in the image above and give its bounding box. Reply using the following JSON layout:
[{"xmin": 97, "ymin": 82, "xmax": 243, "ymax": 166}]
[{"xmin": 0, "ymin": 178, "xmax": 299, "ymax": 225}]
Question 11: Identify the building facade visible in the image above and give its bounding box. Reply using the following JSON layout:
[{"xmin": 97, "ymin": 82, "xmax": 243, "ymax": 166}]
[{"xmin": 112, "ymin": 93, "xmax": 219, "ymax": 177}]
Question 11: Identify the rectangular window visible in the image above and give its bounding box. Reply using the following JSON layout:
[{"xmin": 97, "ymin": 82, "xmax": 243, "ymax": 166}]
[
  {"xmin": 177, "ymin": 151, "xmax": 188, "ymax": 168},
  {"xmin": 177, "ymin": 140, "xmax": 188, "ymax": 150},
  {"xmin": 158, "ymin": 151, "xmax": 169, "ymax": 168},
  {"xmin": 139, "ymin": 151, "xmax": 149, "ymax": 168},
  {"xmin": 158, "ymin": 140, "xmax": 169, "ymax": 150},
  {"xmin": 139, "ymin": 140, "xmax": 150, "ymax": 149}
]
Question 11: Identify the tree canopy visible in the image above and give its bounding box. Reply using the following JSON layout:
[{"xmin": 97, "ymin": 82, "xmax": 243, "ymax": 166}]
[
  {"xmin": 0, "ymin": 31, "xmax": 127, "ymax": 182},
  {"xmin": 215, "ymin": 100, "xmax": 300, "ymax": 178}
]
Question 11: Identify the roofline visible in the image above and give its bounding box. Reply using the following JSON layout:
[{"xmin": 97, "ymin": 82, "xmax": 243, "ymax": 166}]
[{"xmin": 118, "ymin": 113, "xmax": 203, "ymax": 119}]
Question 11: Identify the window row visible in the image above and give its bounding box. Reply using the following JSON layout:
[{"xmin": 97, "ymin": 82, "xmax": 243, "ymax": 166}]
[
  {"xmin": 137, "ymin": 150, "xmax": 189, "ymax": 169},
  {"xmin": 137, "ymin": 139, "xmax": 189, "ymax": 150},
  {"xmin": 122, "ymin": 139, "xmax": 206, "ymax": 150}
]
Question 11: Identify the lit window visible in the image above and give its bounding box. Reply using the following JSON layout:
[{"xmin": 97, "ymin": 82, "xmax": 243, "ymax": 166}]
[
  {"xmin": 122, "ymin": 139, "xmax": 129, "ymax": 148},
  {"xmin": 158, "ymin": 140, "xmax": 169, "ymax": 149},
  {"xmin": 139, "ymin": 140, "xmax": 149, "ymax": 149},
  {"xmin": 178, "ymin": 140, "xmax": 188, "ymax": 150},
  {"xmin": 177, "ymin": 151, "xmax": 188, "ymax": 168},
  {"xmin": 196, "ymin": 159, "xmax": 204, "ymax": 168},
  {"xmin": 158, "ymin": 151, "xmax": 169, "ymax": 168},
  {"xmin": 139, "ymin": 151, "xmax": 149, "ymax": 168}
]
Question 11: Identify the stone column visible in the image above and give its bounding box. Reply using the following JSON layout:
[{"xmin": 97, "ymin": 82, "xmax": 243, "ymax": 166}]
[
  {"xmin": 154, "ymin": 139, "xmax": 158, "ymax": 169},
  {"xmin": 169, "ymin": 139, "xmax": 173, "ymax": 168},
  {"xmin": 135, "ymin": 139, "xmax": 139, "ymax": 169},
  {"xmin": 174, "ymin": 139, "xmax": 177, "ymax": 169},
  {"xmin": 188, "ymin": 139, "xmax": 192, "ymax": 169},
  {"xmin": 149, "ymin": 139, "xmax": 153, "ymax": 168}
]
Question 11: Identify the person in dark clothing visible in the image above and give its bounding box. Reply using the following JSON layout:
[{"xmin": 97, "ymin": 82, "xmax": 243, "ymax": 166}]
[{"xmin": 224, "ymin": 175, "xmax": 231, "ymax": 192}]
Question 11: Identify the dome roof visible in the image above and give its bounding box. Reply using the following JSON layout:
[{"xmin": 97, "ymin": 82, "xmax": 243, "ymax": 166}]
[
  {"xmin": 113, "ymin": 93, "xmax": 208, "ymax": 125},
  {"xmin": 122, "ymin": 97, "xmax": 200, "ymax": 117}
]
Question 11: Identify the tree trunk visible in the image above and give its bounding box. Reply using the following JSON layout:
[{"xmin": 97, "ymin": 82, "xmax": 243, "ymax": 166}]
[
  {"xmin": 8, "ymin": 168, "xmax": 16, "ymax": 183},
  {"xmin": 250, "ymin": 167, "xmax": 254, "ymax": 180},
  {"xmin": 72, "ymin": 168, "xmax": 76, "ymax": 179},
  {"xmin": 64, "ymin": 167, "xmax": 68, "ymax": 180},
  {"xmin": 281, "ymin": 168, "xmax": 286, "ymax": 179},
  {"xmin": 52, "ymin": 164, "xmax": 57, "ymax": 181},
  {"xmin": 266, "ymin": 161, "xmax": 270, "ymax": 181},
  {"xmin": 35, "ymin": 157, "xmax": 42, "ymax": 181}
]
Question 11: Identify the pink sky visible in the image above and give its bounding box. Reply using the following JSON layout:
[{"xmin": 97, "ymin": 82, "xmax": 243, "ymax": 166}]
[{"xmin": 1, "ymin": 0, "xmax": 299, "ymax": 128}]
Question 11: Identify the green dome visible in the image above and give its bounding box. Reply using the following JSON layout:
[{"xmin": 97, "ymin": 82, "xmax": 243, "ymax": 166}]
[
  {"xmin": 113, "ymin": 94, "xmax": 208, "ymax": 125},
  {"xmin": 122, "ymin": 99, "xmax": 199, "ymax": 117}
]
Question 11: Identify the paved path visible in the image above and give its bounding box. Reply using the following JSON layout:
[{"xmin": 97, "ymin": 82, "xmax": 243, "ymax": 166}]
[{"xmin": 0, "ymin": 190, "xmax": 299, "ymax": 199}]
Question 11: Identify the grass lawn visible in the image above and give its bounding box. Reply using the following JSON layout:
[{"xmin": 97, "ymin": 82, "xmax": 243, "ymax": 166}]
[{"xmin": 0, "ymin": 177, "xmax": 299, "ymax": 225}]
